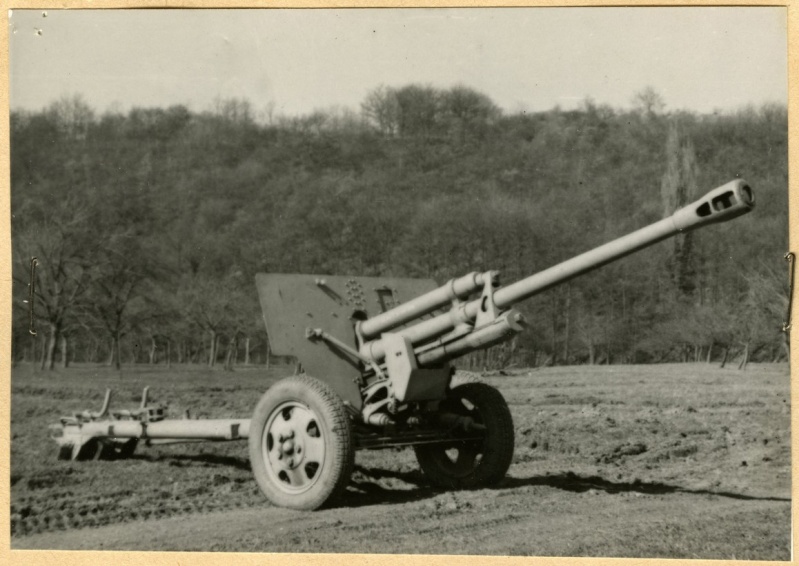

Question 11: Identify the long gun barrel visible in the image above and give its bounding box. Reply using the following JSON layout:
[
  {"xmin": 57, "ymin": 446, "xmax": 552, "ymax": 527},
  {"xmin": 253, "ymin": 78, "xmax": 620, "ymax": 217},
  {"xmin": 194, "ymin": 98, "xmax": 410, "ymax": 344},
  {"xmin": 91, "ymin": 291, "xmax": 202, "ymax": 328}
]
[{"xmin": 359, "ymin": 179, "xmax": 754, "ymax": 363}]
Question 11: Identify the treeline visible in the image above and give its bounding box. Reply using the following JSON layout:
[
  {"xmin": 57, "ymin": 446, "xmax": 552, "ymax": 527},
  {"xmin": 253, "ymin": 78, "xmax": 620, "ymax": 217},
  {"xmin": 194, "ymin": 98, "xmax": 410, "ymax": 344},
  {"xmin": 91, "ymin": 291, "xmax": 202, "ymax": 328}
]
[{"xmin": 10, "ymin": 85, "xmax": 789, "ymax": 371}]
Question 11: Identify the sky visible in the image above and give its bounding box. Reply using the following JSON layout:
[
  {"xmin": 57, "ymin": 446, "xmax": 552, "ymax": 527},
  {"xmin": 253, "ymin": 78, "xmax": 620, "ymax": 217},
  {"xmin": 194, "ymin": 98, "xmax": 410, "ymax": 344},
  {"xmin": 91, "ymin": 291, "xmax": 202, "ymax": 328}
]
[{"xmin": 8, "ymin": 7, "xmax": 788, "ymax": 117}]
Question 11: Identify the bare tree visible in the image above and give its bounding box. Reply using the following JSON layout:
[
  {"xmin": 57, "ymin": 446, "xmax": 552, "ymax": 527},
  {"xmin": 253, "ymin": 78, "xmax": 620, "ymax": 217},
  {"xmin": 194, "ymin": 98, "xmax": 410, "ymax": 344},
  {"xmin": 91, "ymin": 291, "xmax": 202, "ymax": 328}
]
[
  {"xmin": 13, "ymin": 194, "xmax": 98, "ymax": 369},
  {"xmin": 361, "ymin": 85, "xmax": 400, "ymax": 136},
  {"xmin": 661, "ymin": 119, "xmax": 699, "ymax": 299},
  {"xmin": 85, "ymin": 242, "xmax": 149, "ymax": 370},
  {"xmin": 632, "ymin": 86, "xmax": 666, "ymax": 116},
  {"xmin": 47, "ymin": 94, "xmax": 95, "ymax": 141}
]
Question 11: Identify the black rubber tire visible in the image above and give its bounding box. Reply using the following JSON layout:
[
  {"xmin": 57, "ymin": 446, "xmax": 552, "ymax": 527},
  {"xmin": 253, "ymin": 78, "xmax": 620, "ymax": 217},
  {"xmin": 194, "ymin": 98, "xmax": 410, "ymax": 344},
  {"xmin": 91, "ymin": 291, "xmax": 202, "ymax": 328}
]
[
  {"xmin": 415, "ymin": 382, "xmax": 514, "ymax": 489},
  {"xmin": 249, "ymin": 375, "xmax": 354, "ymax": 510}
]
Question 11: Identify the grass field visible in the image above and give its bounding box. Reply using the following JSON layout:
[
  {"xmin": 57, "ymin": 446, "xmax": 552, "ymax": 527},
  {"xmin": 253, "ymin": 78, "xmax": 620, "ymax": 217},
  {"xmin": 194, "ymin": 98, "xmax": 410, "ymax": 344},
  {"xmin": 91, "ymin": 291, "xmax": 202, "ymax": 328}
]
[{"xmin": 9, "ymin": 362, "xmax": 792, "ymax": 558}]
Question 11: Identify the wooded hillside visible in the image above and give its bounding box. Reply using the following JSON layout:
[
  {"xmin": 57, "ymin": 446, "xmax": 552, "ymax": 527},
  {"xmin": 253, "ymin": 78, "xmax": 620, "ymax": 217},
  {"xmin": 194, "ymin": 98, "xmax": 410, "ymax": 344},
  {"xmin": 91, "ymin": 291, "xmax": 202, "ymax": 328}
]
[{"xmin": 10, "ymin": 85, "xmax": 789, "ymax": 370}]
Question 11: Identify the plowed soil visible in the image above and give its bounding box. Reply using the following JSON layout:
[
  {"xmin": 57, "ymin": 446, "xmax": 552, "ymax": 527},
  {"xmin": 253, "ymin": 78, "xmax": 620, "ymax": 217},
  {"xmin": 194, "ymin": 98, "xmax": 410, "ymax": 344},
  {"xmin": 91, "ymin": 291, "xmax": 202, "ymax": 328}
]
[{"xmin": 10, "ymin": 363, "xmax": 791, "ymax": 559}]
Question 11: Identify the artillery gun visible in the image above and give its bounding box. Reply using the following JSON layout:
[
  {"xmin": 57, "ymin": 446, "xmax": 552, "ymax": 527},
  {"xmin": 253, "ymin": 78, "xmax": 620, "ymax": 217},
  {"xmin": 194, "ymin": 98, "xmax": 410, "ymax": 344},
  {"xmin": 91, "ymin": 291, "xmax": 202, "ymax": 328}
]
[{"xmin": 49, "ymin": 179, "xmax": 754, "ymax": 510}]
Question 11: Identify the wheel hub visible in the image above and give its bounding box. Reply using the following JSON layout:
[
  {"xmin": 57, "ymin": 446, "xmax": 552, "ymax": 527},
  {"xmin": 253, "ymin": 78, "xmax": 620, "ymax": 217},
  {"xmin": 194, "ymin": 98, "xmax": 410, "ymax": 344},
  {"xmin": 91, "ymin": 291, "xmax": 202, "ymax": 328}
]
[
  {"xmin": 262, "ymin": 402, "xmax": 324, "ymax": 492},
  {"xmin": 277, "ymin": 436, "xmax": 305, "ymax": 468}
]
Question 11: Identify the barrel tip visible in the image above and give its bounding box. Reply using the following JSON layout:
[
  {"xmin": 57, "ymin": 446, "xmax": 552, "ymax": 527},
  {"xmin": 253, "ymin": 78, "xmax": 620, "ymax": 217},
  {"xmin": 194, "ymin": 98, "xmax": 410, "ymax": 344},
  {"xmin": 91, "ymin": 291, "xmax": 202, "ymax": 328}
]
[
  {"xmin": 706, "ymin": 179, "xmax": 755, "ymax": 214},
  {"xmin": 736, "ymin": 180, "xmax": 754, "ymax": 207},
  {"xmin": 673, "ymin": 179, "xmax": 755, "ymax": 232}
]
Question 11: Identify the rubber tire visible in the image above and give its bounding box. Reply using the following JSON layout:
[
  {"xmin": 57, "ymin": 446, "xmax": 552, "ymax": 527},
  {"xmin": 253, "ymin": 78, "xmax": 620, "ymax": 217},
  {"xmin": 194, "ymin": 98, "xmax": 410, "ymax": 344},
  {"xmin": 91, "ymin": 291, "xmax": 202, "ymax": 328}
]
[
  {"xmin": 249, "ymin": 375, "xmax": 354, "ymax": 510},
  {"xmin": 415, "ymin": 382, "xmax": 514, "ymax": 489}
]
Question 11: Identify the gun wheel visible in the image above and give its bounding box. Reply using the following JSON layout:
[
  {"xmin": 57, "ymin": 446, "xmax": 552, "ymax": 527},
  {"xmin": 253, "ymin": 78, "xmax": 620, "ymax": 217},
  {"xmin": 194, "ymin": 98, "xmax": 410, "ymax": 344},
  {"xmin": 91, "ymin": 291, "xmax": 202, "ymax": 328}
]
[
  {"xmin": 415, "ymin": 382, "xmax": 514, "ymax": 489},
  {"xmin": 249, "ymin": 375, "xmax": 354, "ymax": 510}
]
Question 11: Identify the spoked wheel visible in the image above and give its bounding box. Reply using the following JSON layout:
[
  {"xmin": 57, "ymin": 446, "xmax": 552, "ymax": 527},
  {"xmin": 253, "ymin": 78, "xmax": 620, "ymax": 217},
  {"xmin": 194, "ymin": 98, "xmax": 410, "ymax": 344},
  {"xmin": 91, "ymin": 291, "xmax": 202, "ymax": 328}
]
[
  {"xmin": 415, "ymin": 382, "xmax": 514, "ymax": 489},
  {"xmin": 249, "ymin": 375, "xmax": 354, "ymax": 510}
]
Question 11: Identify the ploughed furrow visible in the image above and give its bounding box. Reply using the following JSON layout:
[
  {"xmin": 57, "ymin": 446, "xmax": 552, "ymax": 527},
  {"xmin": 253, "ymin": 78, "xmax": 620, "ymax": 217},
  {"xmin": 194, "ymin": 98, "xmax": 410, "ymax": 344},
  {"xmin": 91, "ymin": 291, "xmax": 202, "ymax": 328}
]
[{"xmin": 10, "ymin": 482, "xmax": 265, "ymax": 537}]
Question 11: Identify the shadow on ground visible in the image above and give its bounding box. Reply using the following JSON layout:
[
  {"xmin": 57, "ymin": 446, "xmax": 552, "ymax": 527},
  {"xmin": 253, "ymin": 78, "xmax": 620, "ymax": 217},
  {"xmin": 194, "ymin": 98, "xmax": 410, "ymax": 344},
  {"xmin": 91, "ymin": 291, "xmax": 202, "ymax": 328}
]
[
  {"xmin": 501, "ymin": 472, "xmax": 791, "ymax": 502},
  {"xmin": 339, "ymin": 466, "xmax": 441, "ymax": 507},
  {"xmin": 127, "ymin": 455, "xmax": 791, "ymax": 508},
  {"xmin": 132, "ymin": 453, "xmax": 253, "ymax": 472},
  {"xmin": 341, "ymin": 466, "xmax": 791, "ymax": 508}
]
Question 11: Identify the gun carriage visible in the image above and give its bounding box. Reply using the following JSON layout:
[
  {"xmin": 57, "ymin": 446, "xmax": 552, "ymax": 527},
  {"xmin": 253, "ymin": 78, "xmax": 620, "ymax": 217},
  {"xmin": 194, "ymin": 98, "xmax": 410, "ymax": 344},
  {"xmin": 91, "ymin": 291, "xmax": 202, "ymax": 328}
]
[{"xmin": 50, "ymin": 180, "xmax": 754, "ymax": 510}]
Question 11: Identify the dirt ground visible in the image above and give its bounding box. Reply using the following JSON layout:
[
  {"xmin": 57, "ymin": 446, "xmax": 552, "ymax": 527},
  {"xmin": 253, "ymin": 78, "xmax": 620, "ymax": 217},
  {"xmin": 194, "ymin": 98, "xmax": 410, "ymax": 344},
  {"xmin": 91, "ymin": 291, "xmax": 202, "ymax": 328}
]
[{"xmin": 9, "ymin": 362, "xmax": 791, "ymax": 559}]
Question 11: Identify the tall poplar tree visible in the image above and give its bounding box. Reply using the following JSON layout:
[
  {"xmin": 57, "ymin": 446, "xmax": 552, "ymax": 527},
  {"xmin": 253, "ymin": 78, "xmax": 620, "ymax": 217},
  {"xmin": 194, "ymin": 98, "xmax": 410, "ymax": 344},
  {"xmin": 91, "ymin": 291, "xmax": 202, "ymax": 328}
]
[{"xmin": 661, "ymin": 120, "xmax": 699, "ymax": 299}]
